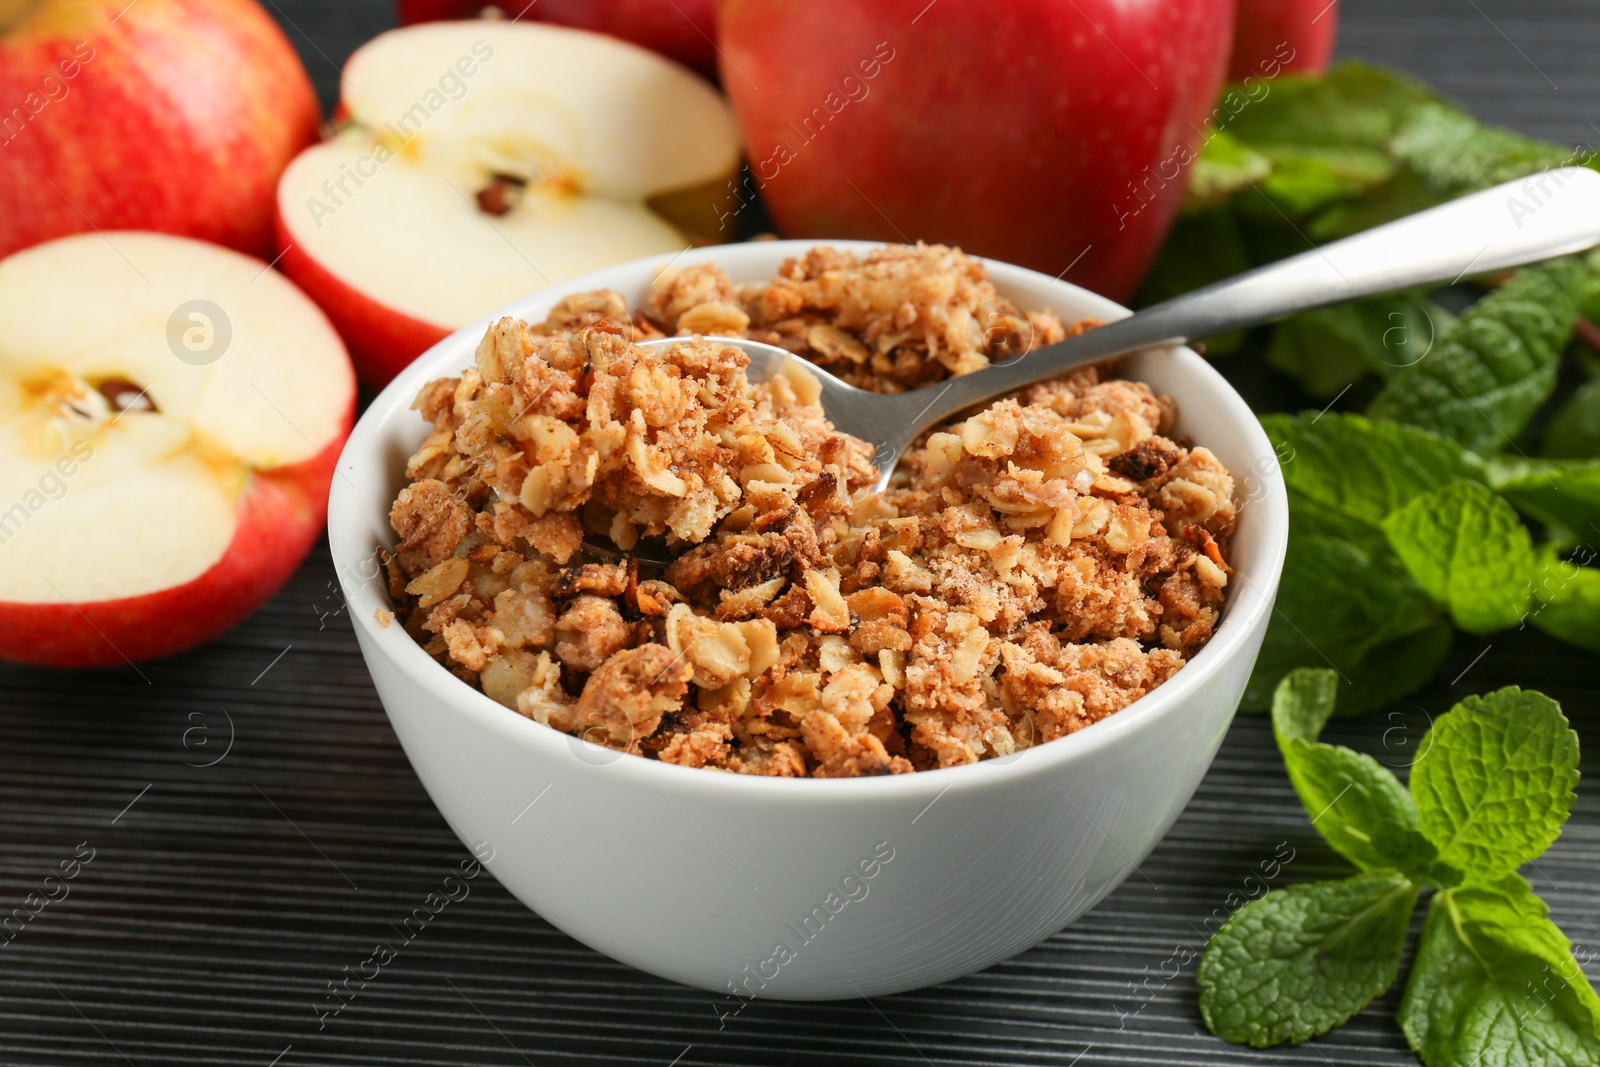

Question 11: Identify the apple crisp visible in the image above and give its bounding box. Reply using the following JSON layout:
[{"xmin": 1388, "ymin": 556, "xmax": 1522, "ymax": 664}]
[{"xmin": 386, "ymin": 244, "xmax": 1237, "ymax": 777}]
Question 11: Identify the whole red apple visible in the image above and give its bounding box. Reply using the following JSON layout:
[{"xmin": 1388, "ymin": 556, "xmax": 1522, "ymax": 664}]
[
  {"xmin": 394, "ymin": 0, "xmax": 719, "ymax": 78},
  {"xmin": 718, "ymin": 0, "xmax": 1236, "ymax": 302},
  {"xmin": 1228, "ymin": 0, "xmax": 1337, "ymax": 82},
  {"xmin": 0, "ymin": 0, "xmax": 320, "ymax": 260},
  {"xmin": 0, "ymin": 232, "xmax": 355, "ymax": 667}
]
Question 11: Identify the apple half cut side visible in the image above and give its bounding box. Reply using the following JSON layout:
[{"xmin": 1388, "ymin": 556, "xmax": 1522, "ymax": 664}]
[
  {"xmin": 0, "ymin": 232, "xmax": 355, "ymax": 667},
  {"xmin": 276, "ymin": 21, "xmax": 742, "ymax": 388}
]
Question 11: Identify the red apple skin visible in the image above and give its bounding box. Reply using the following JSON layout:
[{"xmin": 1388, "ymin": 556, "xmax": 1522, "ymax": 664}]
[
  {"xmin": 393, "ymin": 0, "xmax": 719, "ymax": 77},
  {"xmin": 0, "ymin": 414, "xmax": 354, "ymax": 669},
  {"xmin": 1228, "ymin": 0, "xmax": 1337, "ymax": 82},
  {"xmin": 719, "ymin": 0, "xmax": 1236, "ymax": 303},
  {"xmin": 274, "ymin": 203, "xmax": 451, "ymax": 390},
  {"xmin": 394, "ymin": 0, "xmax": 473, "ymax": 22},
  {"xmin": 0, "ymin": 0, "xmax": 321, "ymax": 260}
]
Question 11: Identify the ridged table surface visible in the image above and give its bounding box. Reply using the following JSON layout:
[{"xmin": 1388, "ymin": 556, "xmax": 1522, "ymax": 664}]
[{"xmin": 3, "ymin": 1, "xmax": 1596, "ymax": 1063}]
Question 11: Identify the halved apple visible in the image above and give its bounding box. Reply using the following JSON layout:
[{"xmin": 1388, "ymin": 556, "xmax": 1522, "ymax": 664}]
[
  {"xmin": 275, "ymin": 21, "xmax": 742, "ymax": 388},
  {"xmin": 0, "ymin": 232, "xmax": 355, "ymax": 667}
]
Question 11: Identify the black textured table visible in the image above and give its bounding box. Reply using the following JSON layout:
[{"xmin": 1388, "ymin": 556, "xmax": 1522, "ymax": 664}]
[{"xmin": 3, "ymin": 2, "xmax": 1596, "ymax": 1064}]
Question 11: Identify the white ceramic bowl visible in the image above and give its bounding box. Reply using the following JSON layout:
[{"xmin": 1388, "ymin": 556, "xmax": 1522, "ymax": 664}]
[{"xmin": 329, "ymin": 240, "xmax": 1289, "ymax": 1000}]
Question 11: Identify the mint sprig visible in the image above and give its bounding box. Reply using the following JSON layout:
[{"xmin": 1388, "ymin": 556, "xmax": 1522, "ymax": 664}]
[
  {"xmin": 1245, "ymin": 414, "xmax": 1516, "ymax": 715},
  {"xmin": 1200, "ymin": 671, "xmax": 1596, "ymax": 1066},
  {"xmin": 1401, "ymin": 876, "xmax": 1600, "ymax": 1066},
  {"xmin": 1249, "ymin": 406, "xmax": 1599, "ymax": 709},
  {"xmin": 1139, "ymin": 61, "xmax": 1599, "ymax": 701},
  {"xmin": 1172, "ymin": 75, "xmax": 1594, "ymax": 705},
  {"xmin": 1146, "ymin": 55, "xmax": 1600, "ymax": 1067},
  {"xmin": 1140, "ymin": 60, "xmax": 1593, "ymax": 329},
  {"xmin": 1368, "ymin": 259, "xmax": 1586, "ymax": 453},
  {"xmin": 1382, "ymin": 480, "xmax": 1536, "ymax": 634},
  {"xmin": 1270, "ymin": 669, "xmax": 1444, "ymax": 879}
]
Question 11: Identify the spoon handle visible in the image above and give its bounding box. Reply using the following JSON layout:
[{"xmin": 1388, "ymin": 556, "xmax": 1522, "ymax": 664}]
[{"xmin": 907, "ymin": 166, "xmax": 1600, "ymax": 437}]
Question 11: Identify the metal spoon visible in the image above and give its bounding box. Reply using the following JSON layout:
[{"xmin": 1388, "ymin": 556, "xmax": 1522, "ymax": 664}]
[{"xmin": 596, "ymin": 166, "xmax": 1600, "ymax": 561}]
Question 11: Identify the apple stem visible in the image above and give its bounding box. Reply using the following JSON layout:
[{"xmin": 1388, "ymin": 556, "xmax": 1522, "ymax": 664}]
[{"xmin": 1575, "ymin": 316, "xmax": 1600, "ymax": 355}]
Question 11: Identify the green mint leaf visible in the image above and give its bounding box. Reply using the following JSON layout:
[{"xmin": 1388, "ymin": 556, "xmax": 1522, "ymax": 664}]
[
  {"xmin": 1268, "ymin": 291, "xmax": 1454, "ymax": 398},
  {"xmin": 1399, "ymin": 876, "xmax": 1600, "ymax": 1067},
  {"xmin": 1187, "ymin": 129, "xmax": 1273, "ymax": 210},
  {"xmin": 1368, "ymin": 259, "xmax": 1587, "ymax": 453},
  {"xmin": 1272, "ymin": 670, "xmax": 1446, "ymax": 880},
  {"xmin": 1222, "ymin": 61, "xmax": 1444, "ymax": 158},
  {"xmin": 1271, "ymin": 666, "xmax": 1342, "ymax": 744},
  {"xmin": 1175, "ymin": 66, "xmax": 1585, "ymax": 259},
  {"xmin": 1199, "ymin": 871, "xmax": 1419, "ymax": 1047},
  {"xmin": 1307, "ymin": 169, "xmax": 1453, "ymax": 242},
  {"xmin": 1488, "ymin": 456, "xmax": 1600, "ymax": 542},
  {"xmin": 1382, "ymin": 480, "xmax": 1536, "ymax": 633},
  {"xmin": 1388, "ymin": 103, "xmax": 1587, "ymax": 193},
  {"xmin": 1410, "ymin": 688, "xmax": 1580, "ymax": 883},
  {"xmin": 1261, "ymin": 413, "xmax": 1487, "ymax": 552},
  {"xmin": 1543, "ymin": 378, "xmax": 1600, "ymax": 459},
  {"xmin": 1258, "ymin": 149, "xmax": 1395, "ymax": 215},
  {"xmin": 1184, "ymin": 63, "xmax": 1443, "ymax": 219},
  {"xmin": 1336, "ymin": 622, "xmax": 1456, "ymax": 718},
  {"xmin": 1245, "ymin": 536, "xmax": 1444, "ymax": 714},
  {"xmin": 1530, "ymin": 551, "xmax": 1600, "ymax": 654}
]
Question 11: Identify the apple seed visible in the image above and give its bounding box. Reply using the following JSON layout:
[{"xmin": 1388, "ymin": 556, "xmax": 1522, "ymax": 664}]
[
  {"xmin": 476, "ymin": 173, "xmax": 528, "ymax": 217},
  {"xmin": 96, "ymin": 378, "xmax": 157, "ymax": 414}
]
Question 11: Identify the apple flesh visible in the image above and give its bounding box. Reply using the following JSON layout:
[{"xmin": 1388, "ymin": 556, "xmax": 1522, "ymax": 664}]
[
  {"xmin": 718, "ymin": 0, "xmax": 1235, "ymax": 303},
  {"xmin": 1229, "ymin": 0, "xmax": 1338, "ymax": 82},
  {"xmin": 0, "ymin": 233, "xmax": 355, "ymax": 667},
  {"xmin": 0, "ymin": 0, "xmax": 320, "ymax": 261},
  {"xmin": 276, "ymin": 21, "xmax": 742, "ymax": 388},
  {"xmin": 393, "ymin": 0, "xmax": 720, "ymax": 79}
]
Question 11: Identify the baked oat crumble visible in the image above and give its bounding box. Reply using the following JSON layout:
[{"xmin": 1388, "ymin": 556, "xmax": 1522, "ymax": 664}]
[{"xmin": 386, "ymin": 244, "xmax": 1237, "ymax": 778}]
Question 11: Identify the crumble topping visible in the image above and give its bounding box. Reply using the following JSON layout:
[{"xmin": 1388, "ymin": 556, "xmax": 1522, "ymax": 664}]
[
  {"xmin": 386, "ymin": 244, "xmax": 1237, "ymax": 777},
  {"xmin": 734, "ymin": 243, "xmax": 1077, "ymax": 391}
]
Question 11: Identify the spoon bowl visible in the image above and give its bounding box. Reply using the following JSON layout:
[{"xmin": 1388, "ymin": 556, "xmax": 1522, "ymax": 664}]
[{"xmin": 638, "ymin": 334, "xmax": 908, "ymax": 490}]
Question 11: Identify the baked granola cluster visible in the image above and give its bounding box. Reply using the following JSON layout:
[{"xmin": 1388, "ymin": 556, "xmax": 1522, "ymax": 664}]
[{"xmin": 386, "ymin": 244, "xmax": 1237, "ymax": 778}]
